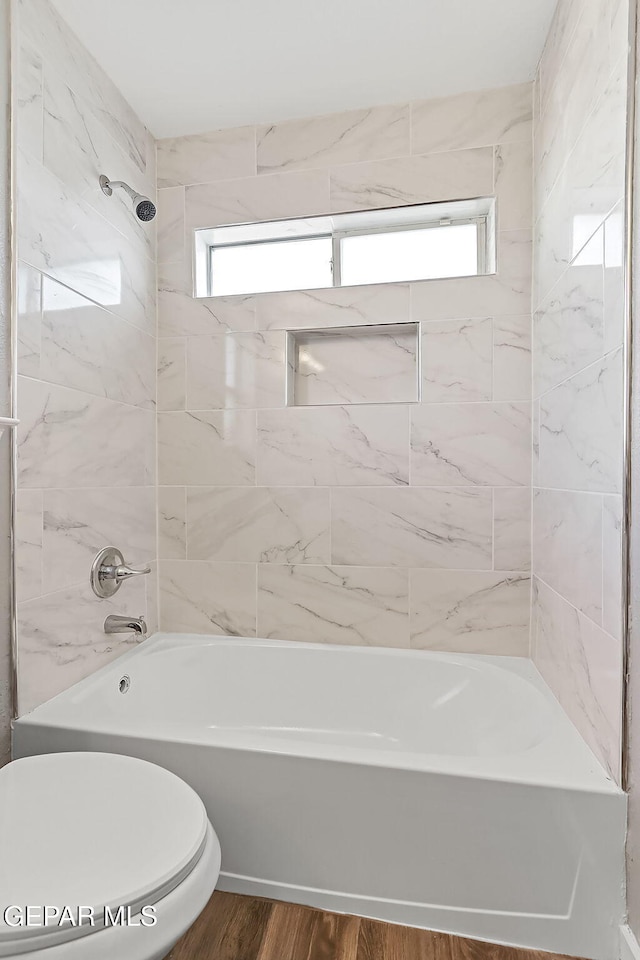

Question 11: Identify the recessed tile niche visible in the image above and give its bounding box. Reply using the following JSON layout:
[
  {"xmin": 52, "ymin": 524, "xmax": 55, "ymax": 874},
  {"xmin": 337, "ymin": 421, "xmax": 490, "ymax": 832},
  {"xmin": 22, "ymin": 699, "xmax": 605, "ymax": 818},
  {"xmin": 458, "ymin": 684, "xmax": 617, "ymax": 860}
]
[{"xmin": 288, "ymin": 323, "xmax": 419, "ymax": 406}]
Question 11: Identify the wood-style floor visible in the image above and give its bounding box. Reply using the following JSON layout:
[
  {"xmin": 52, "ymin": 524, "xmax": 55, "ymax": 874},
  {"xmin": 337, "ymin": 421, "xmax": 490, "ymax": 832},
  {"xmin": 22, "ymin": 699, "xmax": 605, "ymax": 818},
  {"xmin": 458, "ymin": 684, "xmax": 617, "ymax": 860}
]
[{"xmin": 167, "ymin": 892, "xmax": 580, "ymax": 960}]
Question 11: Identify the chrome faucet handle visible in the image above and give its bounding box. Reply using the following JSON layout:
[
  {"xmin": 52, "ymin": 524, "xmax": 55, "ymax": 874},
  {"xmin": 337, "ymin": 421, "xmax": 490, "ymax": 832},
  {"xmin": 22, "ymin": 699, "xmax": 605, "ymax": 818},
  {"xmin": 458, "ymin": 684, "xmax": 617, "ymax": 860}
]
[
  {"xmin": 91, "ymin": 546, "xmax": 151, "ymax": 599},
  {"xmin": 110, "ymin": 562, "xmax": 152, "ymax": 582}
]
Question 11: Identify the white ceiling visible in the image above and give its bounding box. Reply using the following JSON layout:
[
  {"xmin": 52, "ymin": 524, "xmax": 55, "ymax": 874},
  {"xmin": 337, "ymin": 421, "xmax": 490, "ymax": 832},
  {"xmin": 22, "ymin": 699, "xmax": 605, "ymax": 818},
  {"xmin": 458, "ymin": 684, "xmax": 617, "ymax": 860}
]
[{"xmin": 51, "ymin": 0, "xmax": 558, "ymax": 140}]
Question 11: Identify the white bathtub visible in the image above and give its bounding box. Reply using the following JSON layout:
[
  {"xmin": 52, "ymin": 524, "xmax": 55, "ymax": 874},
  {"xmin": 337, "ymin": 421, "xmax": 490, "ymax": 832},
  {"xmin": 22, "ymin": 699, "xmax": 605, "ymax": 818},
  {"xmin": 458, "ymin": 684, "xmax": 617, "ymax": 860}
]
[{"xmin": 13, "ymin": 634, "xmax": 625, "ymax": 960}]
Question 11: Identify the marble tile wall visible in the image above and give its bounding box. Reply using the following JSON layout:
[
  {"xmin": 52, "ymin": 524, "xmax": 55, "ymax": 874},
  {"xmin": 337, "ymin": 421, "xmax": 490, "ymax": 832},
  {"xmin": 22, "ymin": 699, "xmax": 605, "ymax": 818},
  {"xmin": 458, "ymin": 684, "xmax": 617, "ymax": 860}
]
[
  {"xmin": 531, "ymin": 0, "xmax": 629, "ymax": 781},
  {"xmin": 14, "ymin": 0, "xmax": 158, "ymax": 714},
  {"xmin": 156, "ymin": 83, "xmax": 534, "ymax": 656}
]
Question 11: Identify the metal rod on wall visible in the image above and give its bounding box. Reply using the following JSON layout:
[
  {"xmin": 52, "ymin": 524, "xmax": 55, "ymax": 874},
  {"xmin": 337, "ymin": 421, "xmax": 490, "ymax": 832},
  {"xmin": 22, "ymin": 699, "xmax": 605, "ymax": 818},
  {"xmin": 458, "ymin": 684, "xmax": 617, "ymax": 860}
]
[
  {"xmin": 622, "ymin": 0, "xmax": 639, "ymax": 794},
  {"xmin": 8, "ymin": 0, "xmax": 19, "ymax": 730}
]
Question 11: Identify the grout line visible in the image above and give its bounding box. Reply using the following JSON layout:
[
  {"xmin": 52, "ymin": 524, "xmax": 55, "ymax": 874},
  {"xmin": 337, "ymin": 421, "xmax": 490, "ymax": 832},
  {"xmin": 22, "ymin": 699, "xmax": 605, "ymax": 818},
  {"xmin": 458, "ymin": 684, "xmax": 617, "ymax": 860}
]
[
  {"xmin": 183, "ymin": 485, "xmax": 188, "ymax": 562},
  {"xmin": 156, "ymin": 398, "xmax": 530, "ymax": 414},
  {"xmin": 533, "ymin": 343, "xmax": 624, "ymax": 403},
  {"xmin": 491, "ymin": 488, "xmax": 495, "ymax": 571},
  {"xmin": 533, "ymin": 571, "xmax": 618, "ymax": 644},
  {"xmin": 18, "ymin": 257, "xmax": 156, "ymax": 338},
  {"xmin": 140, "ymin": 559, "xmax": 530, "ymax": 574},
  {"xmin": 601, "ymin": 493, "xmax": 606, "ymax": 633}
]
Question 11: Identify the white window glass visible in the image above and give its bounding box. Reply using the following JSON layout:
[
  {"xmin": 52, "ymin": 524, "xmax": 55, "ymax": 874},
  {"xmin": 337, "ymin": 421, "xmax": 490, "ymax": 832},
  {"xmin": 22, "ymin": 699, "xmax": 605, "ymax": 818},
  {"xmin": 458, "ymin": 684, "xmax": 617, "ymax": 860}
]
[
  {"xmin": 340, "ymin": 223, "xmax": 478, "ymax": 287},
  {"xmin": 210, "ymin": 236, "xmax": 333, "ymax": 296}
]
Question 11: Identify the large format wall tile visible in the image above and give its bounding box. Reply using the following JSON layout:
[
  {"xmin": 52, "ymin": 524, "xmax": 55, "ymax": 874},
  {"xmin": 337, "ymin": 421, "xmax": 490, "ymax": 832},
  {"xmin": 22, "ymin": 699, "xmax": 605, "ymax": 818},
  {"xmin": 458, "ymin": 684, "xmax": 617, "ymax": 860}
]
[
  {"xmin": 536, "ymin": 2, "xmax": 619, "ymax": 219},
  {"xmin": 538, "ymin": 348, "xmax": 623, "ymax": 494},
  {"xmin": 39, "ymin": 275, "xmax": 155, "ymax": 408},
  {"xmin": 411, "ymin": 233, "xmax": 532, "ymax": 319},
  {"xmin": 411, "ymin": 84, "xmax": 532, "ymax": 155},
  {"xmin": 257, "ymin": 406, "xmax": 410, "ymax": 486},
  {"xmin": 159, "ymin": 561, "xmax": 256, "ymax": 636},
  {"xmin": 604, "ymin": 204, "xmax": 625, "ymax": 354},
  {"xmin": 158, "ymin": 262, "xmax": 257, "ymax": 337},
  {"xmin": 158, "ymin": 125, "xmax": 256, "ymax": 188},
  {"xmin": 185, "ymin": 170, "xmax": 330, "ymax": 230},
  {"xmin": 331, "ymin": 487, "xmax": 493, "ymax": 568},
  {"xmin": 145, "ymin": 560, "xmax": 159, "ymax": 636},
  {"xmin": 543, "ymin": 46, "xmax": 625, "ymax": 240},
  {"xmin": 256, "ymin": 283, "xmax": 410, "ymax": 331},
  {"xmin": 329, "ymin": 147, "xmax": 494, "ymax": 212},
  {"xmin": 534, "ymin": 65, "xmax": 626, "ymax": 310},
  {"xmin": 533, "ymin": 488, "xmax": 603, "ymax": 624},
  {"xmin": 257, "ymin": 104, "xmax": 410, "ymax": 174},
  {"xmin": 158, "ymin": 339, "xmax": 186, "ymax": 411},
  {"xmin": 43, "ymin": 71, "xmax": 155, "ymax": 256},
  {"xmin": 41, "ymin": 488, "xmax": 156, "ymax": 594},
  {"xmin": 16, "ymin": 262, "xmax": 41, "ymax": 379},
  {"xmin": 533, "ymin": 235, "xmax": 605, "ymax": 396},
  {"xmin": 15, "ymin": 490, "xmax": 43, "ymax": 603},
  {"xmin": 421, "ymin": 318, "xmax": 492, "ymax": 402},
  {"xmin": 532, "ymin": 397, "xmax": 542, "ymax": 488},
  {"xmin": 410, "ymin": 402, "xmax": 531, "ymax": 486},
  {"xmin": 16, "ymin": 39, "xmax": 43, "ymax": 161},
  {"xmin": 18, "ymin": 377, "xmax": 155, "ymax": 489},
  {"xmin": 186, "ymin": 332, "xmax": 287, "ymax": 409},
  {"xmin": 158, "ymin": 487, "xmax": 186, "ymax": 560},
  {"xmin": 494, "ymin": 487, "xmax": 532, "ymax": 571},
  {"xmin": 17, "ymin": 577, "xmax": 147, "ymax": 715},
  {"xmin": 494, "ymin": 140, "xmax": 534, "ymax": 231},
  {"xmin": 532, "ymin": 577, "xmax": 621, "ymax": 780},
  {"xmin": 187, "ymin": 487, "xmax": 330, "ymax": 564},
  {"xmin": 257, "ymin": 565, "xmax": 410, "ymax": 646},
  {"xmin": 18, "ymin": 150, "xmax": 155, "ymax": 336},
  {"xmin": 493, "ymin": 315, "xmax": 532, "ymax": 401},
  {"xmin": 603, "ymin": 494, "xmax": 623, "ymax": 642},
  {"xmin": 158, "ymin": 187, "xmax": 185, "ymax": 263},
  {"xmin": 18, "ymin": 0, "xmax": 150, "ymax": 174},
  {"xmin": 415, "ymin": 274, "xmax": 532, "ymax": 322},
  {"xmin": 158, "ymin": 410, "xmax": 256, "ymax": 486},
  {"xmin": 410, "ymin": 570, "xmax": 530, "ymax": 655}
]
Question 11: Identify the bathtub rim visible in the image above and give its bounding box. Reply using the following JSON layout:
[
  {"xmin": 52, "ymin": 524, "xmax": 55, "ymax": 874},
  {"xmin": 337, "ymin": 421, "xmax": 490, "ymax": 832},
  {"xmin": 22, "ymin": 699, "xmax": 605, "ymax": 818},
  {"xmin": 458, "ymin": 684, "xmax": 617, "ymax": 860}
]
[{"xmin": 13, "ymin": 633, "xmax": 621, "ymax": 796}]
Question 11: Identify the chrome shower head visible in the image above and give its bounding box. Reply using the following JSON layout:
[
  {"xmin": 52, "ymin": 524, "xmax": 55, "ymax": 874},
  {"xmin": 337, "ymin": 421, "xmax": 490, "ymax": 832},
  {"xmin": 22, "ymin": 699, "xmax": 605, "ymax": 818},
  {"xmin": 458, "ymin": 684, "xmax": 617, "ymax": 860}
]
[{"xmin": 99, "ymin": 174, "xmax": 157, "ymax": 223}]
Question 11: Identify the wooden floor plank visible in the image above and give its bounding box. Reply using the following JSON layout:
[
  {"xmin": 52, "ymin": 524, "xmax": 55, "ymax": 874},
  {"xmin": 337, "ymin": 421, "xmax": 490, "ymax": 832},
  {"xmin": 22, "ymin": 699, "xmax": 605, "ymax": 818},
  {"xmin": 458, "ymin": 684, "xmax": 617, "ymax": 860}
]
[
  {"xmin": 256, "ymin": 902, "xmax": 319, "ymax": 960},
  {"xmin": 168, "ymin": 891, "xmax": 273, "ymax": 960},
  {"xmin": 257, "ymin": 901, "xmax": 360, "ymax": 960},
  {"xmin": 166, "ymin": 891, "xmax": 582, "ymax": 960},
  {"xmin": 307, "ymin": 910, "xmax": 361, "ymax": 960},
  {"xmin": 453, "ymin": 934, "xmax": 572, "ymax": 960},
  {"xmin": 357, "ymin": 916, "xmax": 453, "ymax": 960}
]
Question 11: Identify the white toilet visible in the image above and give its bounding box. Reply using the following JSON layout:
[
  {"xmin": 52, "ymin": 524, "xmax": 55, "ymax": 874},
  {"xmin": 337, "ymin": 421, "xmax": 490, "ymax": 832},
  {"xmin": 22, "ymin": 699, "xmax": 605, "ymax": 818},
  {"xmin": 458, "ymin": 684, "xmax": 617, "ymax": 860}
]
[{"xmin": 0, "ymin": 752, "xmax": 221, "ymax": 959}]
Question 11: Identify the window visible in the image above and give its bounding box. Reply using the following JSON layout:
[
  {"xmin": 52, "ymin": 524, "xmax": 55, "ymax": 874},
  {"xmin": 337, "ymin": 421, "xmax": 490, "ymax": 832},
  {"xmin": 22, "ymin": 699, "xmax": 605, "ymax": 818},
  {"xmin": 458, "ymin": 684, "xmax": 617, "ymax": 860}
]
[
  {"xmin": 210, "ymin": 236, "xmax": 333, "ymax": 296},
  {"xmin": 195, "ymin": 198, "xmax": 495, "ymax": 298},
  {"xmin": 339, "ymin": 222, "xmax": 479, "ymax": 286}
]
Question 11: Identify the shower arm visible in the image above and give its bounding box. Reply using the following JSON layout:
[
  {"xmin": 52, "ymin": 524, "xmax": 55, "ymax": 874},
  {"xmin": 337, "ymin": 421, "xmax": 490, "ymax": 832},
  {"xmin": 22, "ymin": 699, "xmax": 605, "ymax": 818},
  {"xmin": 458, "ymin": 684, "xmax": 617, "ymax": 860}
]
[{"xmin": 100, "ymin": 177, "xmax": 136, "ymax": 201}]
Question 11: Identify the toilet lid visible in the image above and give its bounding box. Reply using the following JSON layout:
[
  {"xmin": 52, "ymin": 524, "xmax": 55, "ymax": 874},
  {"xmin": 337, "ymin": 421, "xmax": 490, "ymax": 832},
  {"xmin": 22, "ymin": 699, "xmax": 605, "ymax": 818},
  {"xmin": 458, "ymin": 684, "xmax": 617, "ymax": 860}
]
[{"xmin": 0, "ymin": 752, "xmax": 210, "ymax": 950}]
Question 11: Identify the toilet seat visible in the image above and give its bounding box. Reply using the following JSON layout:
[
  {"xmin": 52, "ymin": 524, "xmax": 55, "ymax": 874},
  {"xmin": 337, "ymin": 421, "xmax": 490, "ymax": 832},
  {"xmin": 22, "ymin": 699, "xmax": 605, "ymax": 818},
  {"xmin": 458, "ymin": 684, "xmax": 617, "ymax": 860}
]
[{"xmin": 0, "ymin": 752, "xmax": 213, "ymax": 956}]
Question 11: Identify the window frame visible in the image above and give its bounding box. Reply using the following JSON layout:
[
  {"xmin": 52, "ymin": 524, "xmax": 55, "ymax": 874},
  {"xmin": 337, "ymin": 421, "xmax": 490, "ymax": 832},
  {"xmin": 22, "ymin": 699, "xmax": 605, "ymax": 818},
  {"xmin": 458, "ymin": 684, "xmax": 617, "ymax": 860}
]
[{"xmin": 196, "ymin": 198, "xmax": 495, "ymax": 299}]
